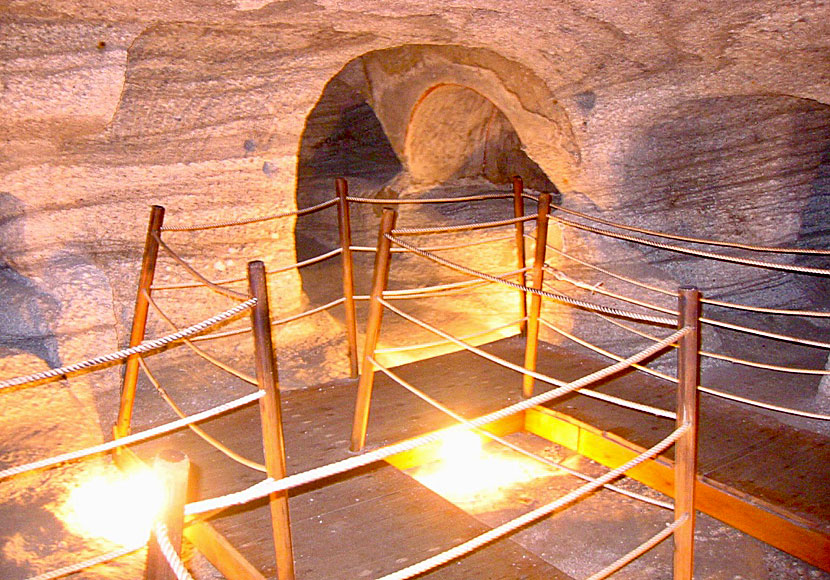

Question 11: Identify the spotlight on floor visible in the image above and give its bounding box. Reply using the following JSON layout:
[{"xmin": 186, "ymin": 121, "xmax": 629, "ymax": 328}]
[
  {"xmin": 61, "ymin": 465, "xmax": 165, "ymax": 547},
  {"xmin": 410, "ymin": 426, "xmax": 554, "ymax": 510}
]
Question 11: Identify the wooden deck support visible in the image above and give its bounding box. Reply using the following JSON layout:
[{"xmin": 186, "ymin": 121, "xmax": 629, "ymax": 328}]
[
  {"xmin": 674, "ymin": 287, "xmax": 701, "ymax": 580},
  {"xmin": 146, "ymin": 449, "xmax": 190, "ymax": 580},
  {"xmin": 336, "ymin": 178, "xmax": 359, "ymax": 378},
  {"xmin": 522, "ymin": 193, "xmax": 552, "ymax": 398},
  {"xmin": 115, "ymin": 205, "xmax": 165, "ymax": 441},
  {"xmin": 524, "ymin": 405, "xmax": 830, "ymax": 573},
  {"xmin": 248, "ymin": 261, "xmax": 295, "ymax": 580},
  {"xmin": 350, "ymin": 209, "xmax": 397, "ymax": 452},
  {"xmin": 512, "ymin": 176, "xmax": 528, "ymax": 336},
  {"xmin": 185, "ymin": 521, "xmax": 268, "ymax": 580}
]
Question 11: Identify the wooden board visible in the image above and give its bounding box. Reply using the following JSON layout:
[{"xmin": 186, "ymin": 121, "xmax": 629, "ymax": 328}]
[
  {"xmin": 206, "ymin": 462, "xmax": 572, "ymax": 579},
  {"xmin": 129, "ymin": 348, "xmax": 571, "ymax": 579},
  {"xmin": 128, "ymin": 335, "xmax": 830, "ymax": 577},
  {"xmin": 524, "ymin": 406, "xmax": 830, "ymax": 572}
]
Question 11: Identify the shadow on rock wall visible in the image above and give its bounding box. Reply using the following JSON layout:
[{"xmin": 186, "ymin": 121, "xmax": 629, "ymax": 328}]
[
  {"xmin": 0, "ymin": 194, "xmax": 61, "ymax": 368},
  {"xmin": 618, "ymin": 94, "xmax": 830, "ymax": 309}
]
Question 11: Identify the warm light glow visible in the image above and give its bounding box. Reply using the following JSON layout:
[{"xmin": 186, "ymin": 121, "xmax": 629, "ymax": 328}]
[
  {"xmin": 60, "ymin": 467, "xmax": 166, "ymax": 547},
  {"xmin": 411, "ymin": 428, "xmax": 556, "ymax": 511},
  {"xmin": 440, "ymin": 427, "xmax": 483, "ymax": 462}
]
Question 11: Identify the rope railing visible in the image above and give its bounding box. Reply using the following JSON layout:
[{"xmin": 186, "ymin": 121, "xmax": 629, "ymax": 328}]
[
  {"xmin": 584, "ymin": 517, "xmax": 685, "ymax": 580},
  {"xmin": 391, "ymin": 214, "xmax": 534, "ymax": 236},
  {"xmin": 154, "ymin": 234, "xmax": 250, "ymax": 300},
  {"xmin": 376, "ymin": 424, "xmax": 689, "ymax": 580},
  {"xmin": 23, "ymin": 544, "xmax": 144, "ymax": 580},
  {"xmin": 350, "ymin": 233, "xmax": 516, "ymax": 254},
  {"xmin": 547, "ymin": 202, "xmax": 830, "ymax": 255},
  {"xmin": 160, "ymin": 198, "xmax": 339, "ymax": 232},
  {"xmin": 381, "ymin": 266, "xmax": 530, "ymax": 302},
  {"xmin": 383, "ymin": 278, "xmax": 488, "ymax": 297},
  {"xmin": 0, "ymin": 391, "xmax": 263, "ymax": 481},
  {"xmin": 545, "ymin": 242, "xmax": 830, "ymax": 317},
  {"xmin": 374, "ymin": 317, "xmax": 528, "ymax": 355},
  {"xmin": 347, "ymin": 193, "xmax": 511, "ymax": 204},
  {"xmin": 554, "ymin": 216, "xmax": 830, "ymax": 276},
  {"xmin": 184, "ymin": 297, "xmax": 348, "ymax": 343},
  {"xmin": 369, "ymin": 356, "xmax": 673, "ymax": 510},
  {"xmin": 139, "ymin": 358, "xmax": 267, "ymax": 471},
  {"xmin": 154, "ymin": 523, "xmax": 195, "ymax": 580},
  {"xmin": 600, "ymin": 312, "xmax": 830, "ymax": 376},
  {"xmin": 540, "ymin": 317, "xmax": 830, "ymax": 421},
  {"xmin": 0, "ymin": 299, "xmax": 257, "ymax": 391},
  {"xmin": 380, "ymin": 299, "xmax": 679, "ymax": 420},
  {"xmin": 547, "ymin": 266, "xmax": 830, "ymax": 350},
  {"xmin": 185, "ymin": 331, "xmax": 689, "ymax": 516},
  {"xmin": 386, "ymin": 234, "xmax": 677, "ymax": 326},
  {"xmin": 143, "ymin": 289, "xmax": 258, "ymax": 385},
  {"xmin": 150, "ymin": 248, "xmax": 343, "ymax": 291}
]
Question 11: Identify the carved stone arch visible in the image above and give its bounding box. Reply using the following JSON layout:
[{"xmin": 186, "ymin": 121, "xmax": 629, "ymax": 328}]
[{"xmin": 358, "ymin": 44, "xmax": 580, "ymax": 190}]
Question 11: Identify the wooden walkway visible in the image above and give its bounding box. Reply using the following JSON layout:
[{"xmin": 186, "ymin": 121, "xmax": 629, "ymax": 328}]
[{"xmin": 132, "ymin": 335, "xmax": 829, "ymax": 579}]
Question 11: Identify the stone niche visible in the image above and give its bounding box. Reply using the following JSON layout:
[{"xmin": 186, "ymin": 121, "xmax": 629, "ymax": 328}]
[{"xmin": 1, "ymin": 1, "xmax": 829, "ymax": 434}]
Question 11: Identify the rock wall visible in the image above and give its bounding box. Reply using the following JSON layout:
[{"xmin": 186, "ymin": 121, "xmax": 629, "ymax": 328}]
[{"xmin": 1, "ymin": 1, "xmax": 829, "ymax": 428}]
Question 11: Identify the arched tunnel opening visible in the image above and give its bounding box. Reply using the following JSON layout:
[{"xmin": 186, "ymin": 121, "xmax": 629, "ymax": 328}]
[{"xmin": 294, "ymin": 59, "xmax": 557, "ymax": 315}]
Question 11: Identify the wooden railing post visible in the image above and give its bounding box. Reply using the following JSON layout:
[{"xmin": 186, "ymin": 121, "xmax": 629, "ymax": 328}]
[
  {"xmin": 146, "ymin": 449, "xmax": 190, "ymax": 580},
  {"xmin": 115, "ymin": 205, "xmax": 165, "ymax": 440},
  {"xmin": 336, "ymin": 178, "xmax": 359, "ymax": 379},
  {"xmin": 350, "ymin": 209, "xmax": 397, "ymax": 452},
  {"xmin": 248, "ymin": 261, "xmax": 295, "ymax": 580},
  {"xmin": 512, "ymin": 176, "xmax": 528, "ymax": 335},
  {"xmin": 522, "ymin": 193, "xmax": 552, "ymax": 398},
  {"xmin": 674, "ymin": 287, "xmax": 701, "ymax": 580}
]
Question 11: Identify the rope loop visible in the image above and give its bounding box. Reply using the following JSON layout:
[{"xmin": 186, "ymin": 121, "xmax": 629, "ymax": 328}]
[
  {"xmin": 0, "ymin": 299, "xmax": 257, "ymax": 391},
  {"xmin": 161, "ymin": 198, "xmax": 338, "ymax": 232},
  {"xmin": 386, "ymin": 234, "xmax": 677, "ymax": 325}
]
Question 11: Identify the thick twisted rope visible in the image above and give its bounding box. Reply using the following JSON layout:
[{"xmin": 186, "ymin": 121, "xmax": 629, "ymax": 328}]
[
  {"xmin": 391, "ymin": 214, "xmax": 534, "ymax": 236},
  {"xmin": 545, "ymin": 242, "xmax": 830, "ymax": 317},
  {"xmin": 351, "ymin": 233, "xmax": 516, "ymax": 254},
  {"xmin": 23, "ymin": 544, "xmax": 144, "ymax": 580},
  {"xmin": 154, "ymin": 234, "xmax": 249, "ymax": 300},
  {"xmin": 0, "ymin": 391, "xmax": 263, "ymax": 481},
  {"xmin": 188, "ymin": 297, "xmax": 347, "ymax": 343},
  {"xmin": 160, "ymin": 198, "xmax": 338, "ymax": 232},
  {"xmin": 139, "ymin": 358, "xmax": 266, "ymax": 471},
  {"xmin": 151, "ymin": 248, "xmax": 343, "ymax": 291},
  {"xmin": 383, "ymin": 278, "xmax": 488, "ymax": 298},
  {"xmin": 548, "ymin": 268, "xmax": 830, "ymax": 350},
  {"xmin": 347, "ymin": 193, "xmax": 511, "ymax": 204},
  {"xmin": 549, "ymin": 203, "xmax": 830, "ymax": 255},
  {"xmin": 143, "ymin": 290, "xmax": 258, "ymax": 384},
  {"xmin": 584, "ymin": 517, "xmax": 685, "ymax": 580},
  {"xmin": 376, "ymin": 424, "xmax": 688, "ymax": 580},
  {"xmin": 370, "ymin": 357, "xmax": 673, "ymax": 510},
  {"xmin": 185, "ymin": 331, "xmax": 688, "ymax": 516},
  {"xmin": 541, "ymin": 316, "xmax": 830, "ymax": 421},
  {"xmin": 374, "ymin": 317, "xmax": 527, "ymax": 355},
  {"xmin": 599, "ymin": 311, "xmax": 830, "ymax": 376},
  {"xmin": 0, "ymin": 298, "xmax": 257, "ymax": 391},
  {"xmin": 555, "ymin": 216, "xmax": 830, "ymax": 276},
  {"xmin": 386, "ymin": 234, "xmax": 677, "ymax": 326},
  {"xmin": 154, "ymin": 523, "xmax": 194, "ymax": 580},
  {"xmin": 381, "ymin": 266, "xmax": 529, "ymax": 301},
  {"xmin": 381, "ymin": 299, "xmax": 678, "ymax": 420}
]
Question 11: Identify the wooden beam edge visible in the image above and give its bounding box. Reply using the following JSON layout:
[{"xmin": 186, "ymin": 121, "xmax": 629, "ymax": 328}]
[
  {"xmin": 185, "ymin": 520, "xmax": 268, "ymax": 580},
  {"xmin": 523, "ymin": 406, "xmax": 830, "ymax": 572},
  {"xmin": 114, "ymin": 445, "xmax": 266, "ymax": 579}
]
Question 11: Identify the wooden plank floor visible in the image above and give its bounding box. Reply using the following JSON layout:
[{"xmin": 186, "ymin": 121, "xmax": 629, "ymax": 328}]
[
  {"xmin": 132, "ymin": 343, "xmax": 574, "ymax": 579},
  {"xmin": 132, "ymin": 334, "xmax": 829, "ymax": 578}
]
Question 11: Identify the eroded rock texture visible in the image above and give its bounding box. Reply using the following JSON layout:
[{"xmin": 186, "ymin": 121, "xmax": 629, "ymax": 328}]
[{"xmin": 1, "ymin": 0, "xmax": 829, "ymax": 423}]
